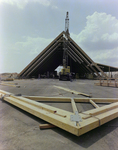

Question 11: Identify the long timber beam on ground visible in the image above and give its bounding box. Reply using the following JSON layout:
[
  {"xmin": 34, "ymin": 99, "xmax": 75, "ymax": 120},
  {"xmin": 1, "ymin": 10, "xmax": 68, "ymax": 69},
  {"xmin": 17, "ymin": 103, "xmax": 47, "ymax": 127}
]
[
  {"xmin": 53, "ymin": 85, "xmax": 90, "ymax": 97},
  {"xmin": 24, "ymin": 96, "xmax": 118, "ymax": 103},
  {"xmin": 0, "ymin": 82, "xmax": 20, "ymax": 88},
  {"xmin": 0, "ymin": 89, "xmax": 118, "ymax": 136}
]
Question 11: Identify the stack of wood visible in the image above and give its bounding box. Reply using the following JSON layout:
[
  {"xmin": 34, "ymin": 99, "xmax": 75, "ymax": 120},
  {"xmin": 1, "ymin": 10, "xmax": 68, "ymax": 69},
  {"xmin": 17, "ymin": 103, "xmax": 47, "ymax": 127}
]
[{"xmin": 95, "ymin": 78, "xmax": 118, "ymax": 88}]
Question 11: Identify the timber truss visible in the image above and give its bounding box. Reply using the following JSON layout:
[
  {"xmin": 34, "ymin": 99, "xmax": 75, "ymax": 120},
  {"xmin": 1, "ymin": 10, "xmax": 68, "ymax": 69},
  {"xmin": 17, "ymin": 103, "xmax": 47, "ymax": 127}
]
[
  {"xmin": 0, "ymin": 89, "xmax": 118, "ymax": 136},
  {"xmin": 18, "ymin": 32, "xmax": 118, "ymax": 78}
]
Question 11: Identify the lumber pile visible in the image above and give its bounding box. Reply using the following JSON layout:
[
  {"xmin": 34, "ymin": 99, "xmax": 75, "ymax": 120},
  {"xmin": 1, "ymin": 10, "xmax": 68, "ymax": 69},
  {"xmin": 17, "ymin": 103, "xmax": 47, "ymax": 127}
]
[
  {"xmin": 0, "ymin": 81, "xmax": 20, "ymax": 88},
  {"xmin": 1, "ymin": 78, "xmax": 14, "ymax": 81},
  {"xmin": 39, "ymin": 124, "xmax": 56, "ymax": 129},
  {"xmin": 95, "ymin": 78, "xmax": 118, "ymax": 88},
  {"xmin": 0, "ymin": 89, "xmax": 118, "ymax": 136}
]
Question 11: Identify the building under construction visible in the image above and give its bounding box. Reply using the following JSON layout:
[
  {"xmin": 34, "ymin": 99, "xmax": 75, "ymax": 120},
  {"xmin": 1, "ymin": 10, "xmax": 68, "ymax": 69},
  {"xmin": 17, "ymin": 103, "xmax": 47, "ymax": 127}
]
[{"xmin": 18, "ymin": 12, "xmax": 118, "ymax": 79}]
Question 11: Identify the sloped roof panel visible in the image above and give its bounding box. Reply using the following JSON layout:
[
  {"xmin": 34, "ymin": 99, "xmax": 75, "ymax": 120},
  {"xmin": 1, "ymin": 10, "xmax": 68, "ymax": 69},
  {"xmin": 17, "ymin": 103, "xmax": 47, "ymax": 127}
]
[{"xmin": 18, "ymin": 31, "xmax": 118, "ymax": 78}]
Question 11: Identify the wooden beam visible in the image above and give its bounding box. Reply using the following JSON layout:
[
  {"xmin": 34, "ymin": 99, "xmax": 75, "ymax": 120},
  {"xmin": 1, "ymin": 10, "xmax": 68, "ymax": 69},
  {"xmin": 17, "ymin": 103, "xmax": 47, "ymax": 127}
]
[
  {"xmin": 71, "ymin": 98, "xmax": 78, "ymax": 112},
  {"xmin": 18, "ymin": 31, "xmax": 64, "ymax": 77},
  {"xmin": 1, "ymin": 82, "xmax": 18, "ymax": 85},
  {"xmin": 89, "ymin": 99, "xmax": 99, "ymax": 108},
  {"xmin": 22, "ymin": 96, "xmax": 71, "ymax": 102},
  {"xmin": 26, "ymin": 43, "xmax": 61, "ymax": 77},
  {"xmin": 79, "ymin": 108, "xmax": 118, "ymax": 135},
  {"xmin": 71, "ymin": 98, "xmax": 81, "ymax": 126},
  {"xmin": 39, "ymin": 124, "xmax": 56, "ymax": 129},
  {"xmin": 24, "ymin": 96, "xmax": 118, "ymax": 103},
  {"xmin": 68, "ymin": 36, "xmax": 107, "ymax": 77},
  {"xmin": 1, "ymin": 78, "xmax": 14, "ymax": 81},
  {"xmin": 82, "ymin": 102, "xmax": 118, "ymax": 117},
  {"xmin": 0, "ymin": 83, "xmax": 20, "ymax": 88},
  {"xmin": 54, "ymin": 85, "xmax": 90, "ymax": 97}
]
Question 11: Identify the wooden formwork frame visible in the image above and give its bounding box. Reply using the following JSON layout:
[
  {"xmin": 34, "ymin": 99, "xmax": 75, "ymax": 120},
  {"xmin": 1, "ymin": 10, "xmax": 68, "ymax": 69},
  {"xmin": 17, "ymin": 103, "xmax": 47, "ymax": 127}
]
[{"xmin": 0, "ymin": 89, "xmax": 118, "ymax": 136}]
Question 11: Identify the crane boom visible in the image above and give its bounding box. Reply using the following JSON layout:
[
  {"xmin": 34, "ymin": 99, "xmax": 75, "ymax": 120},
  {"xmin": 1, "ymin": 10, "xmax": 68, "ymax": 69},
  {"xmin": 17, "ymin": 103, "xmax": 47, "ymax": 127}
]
[
  {"xmin": 65, "ymin": 12, "xmax": 69, "ymax": 36},
  {"xmin": 59, "ymin": 12, "xmax": 71, "ymax": 81}
]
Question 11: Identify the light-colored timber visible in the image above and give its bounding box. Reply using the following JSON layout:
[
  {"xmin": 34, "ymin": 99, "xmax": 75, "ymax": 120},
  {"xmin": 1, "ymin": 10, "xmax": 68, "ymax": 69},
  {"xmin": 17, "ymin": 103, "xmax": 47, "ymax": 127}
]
[
  {"xmin": 71, "ymin": 98, "xmax": 78, "ymax": 112},
  {"xmin": 71, "ymin": 98, "xmax": 80, "ymax": 126},
  {"xmin": 39, "ymin": 124, "xmax": 56, "ymax": 129},
  {"xmin": 1, "ymin": 82, "xmax": 18, "ymax": 85},
  {"xmin": 24, "ymin": 96, "xmax": 118, "ymax": 103},
  {"xmin": 0, "ymin": 89, "xmax": 118, "ymax": 136},
  {"xmin": 53, "ymin": 85, "xmax": 90, "ymax": 97},
  {"xmin": 0, "ymin": 83, "xmax": 20, "ymax": 88},
  {"xmin": 89, "ymin": 99, "xmax": 99, "ymax": 108},
  {"xmin": 1, "ymin": 78, "xmax": 14, "ymax": 81}
]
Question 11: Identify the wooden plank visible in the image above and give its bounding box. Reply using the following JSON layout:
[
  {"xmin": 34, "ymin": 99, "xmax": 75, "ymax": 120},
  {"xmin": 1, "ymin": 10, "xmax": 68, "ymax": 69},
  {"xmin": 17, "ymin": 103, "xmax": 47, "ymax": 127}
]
[
  {"xmin": 1, "ymin": 82, "xmax": 18, "ymax": 85},
  {"xmin": 21, "ymin": 96, "xmax": 72, "ymax": 102},
  {"xmin": 54, "ymin": 85, "xmax": 90, "ymax": 97},
  {"xmin": 1, "ymin": 78, "xmax": 14, "ymax": 81},
  {"xmin": 71, "ymin": 98, "xmax": 81, "ymax": 126},
  {"xmin": 68, "ymin": 42, "xmax": 96, "ymax": 74},
  {"xmin": 0, "ymin": 83, "xmax": 20, "ymax": 88},
  {"xmin": 74, "ymin": 98, "xmax": 118, "ymax": 103},
  {"xmin": 71, "ymin": 98, "xmax": 78, "ymax": 112},
  {"xmin": 24, "ymin": 96, "xmax": 118, "ymax": 103},
  {"xmin": 27, "ymin": 43, "xmax": 61, "ymax": 77},
  {"xmin": 89, "ymin": 99, "xmax": 99, "ymax": 108},
  {"xmin": 83, "ymin": 102, "xmax": 118, "ymax": 117},
  {"xmin": 39, "ymin": 124, "xmax": 56, "ymax": 129},
  {"xmin": 79, "ymin": 108, "xmax": 118, "ymax": 135},
  {"xmin": 69, "ymin": 36, "xmax": 107, "ymax": 77}
]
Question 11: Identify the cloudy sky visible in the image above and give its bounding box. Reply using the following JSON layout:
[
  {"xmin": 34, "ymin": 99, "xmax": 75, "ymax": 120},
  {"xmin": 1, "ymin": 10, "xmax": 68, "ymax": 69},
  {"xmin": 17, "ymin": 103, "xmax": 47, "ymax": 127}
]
[{"xmin": 0, "ymin": 0, "xmax": 118, "ymax": 73}]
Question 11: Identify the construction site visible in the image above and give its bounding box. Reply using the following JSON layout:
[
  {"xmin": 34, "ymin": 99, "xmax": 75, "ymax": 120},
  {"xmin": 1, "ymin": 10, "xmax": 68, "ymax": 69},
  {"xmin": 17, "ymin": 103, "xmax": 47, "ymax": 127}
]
[{"xmin": 0, "ymin": 12, "xmax": 118, "ymax": 150}]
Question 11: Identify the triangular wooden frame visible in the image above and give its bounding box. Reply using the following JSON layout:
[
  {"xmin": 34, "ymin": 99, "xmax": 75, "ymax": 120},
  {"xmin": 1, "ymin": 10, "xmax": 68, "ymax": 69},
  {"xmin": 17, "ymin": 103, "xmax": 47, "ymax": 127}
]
[
  {"xmin": 18, "ymin": 31, "xmax": 118, "ymax": 79},
  {"xmin": 0, "ymin": 89, "xmax": 118, "ymax": 136}
]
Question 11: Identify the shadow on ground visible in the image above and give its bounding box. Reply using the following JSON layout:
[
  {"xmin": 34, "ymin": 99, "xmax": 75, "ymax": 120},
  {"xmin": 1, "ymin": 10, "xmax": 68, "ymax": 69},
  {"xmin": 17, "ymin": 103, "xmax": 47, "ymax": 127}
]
[{"xmin": 53, "ymin": 118, "xmax": 118, "ymax": 148}]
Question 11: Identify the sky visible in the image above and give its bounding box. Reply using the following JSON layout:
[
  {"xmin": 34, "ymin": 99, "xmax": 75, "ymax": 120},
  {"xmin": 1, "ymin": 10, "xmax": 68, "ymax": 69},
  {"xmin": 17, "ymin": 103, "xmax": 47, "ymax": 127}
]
[{"xmin": 0, "ymin": 0, "xmax": 118, "ymax": 73}]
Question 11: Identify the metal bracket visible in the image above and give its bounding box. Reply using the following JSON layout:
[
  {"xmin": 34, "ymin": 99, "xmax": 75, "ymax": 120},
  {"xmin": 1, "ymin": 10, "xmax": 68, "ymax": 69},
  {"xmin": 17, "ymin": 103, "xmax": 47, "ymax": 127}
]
[
  {"xmin": 70, "ymin": 111, "xmax": 82, "ymax": 126},
  {"xmin": 0, "ymin": 94, "xmax": 11, "ymax": 101}
]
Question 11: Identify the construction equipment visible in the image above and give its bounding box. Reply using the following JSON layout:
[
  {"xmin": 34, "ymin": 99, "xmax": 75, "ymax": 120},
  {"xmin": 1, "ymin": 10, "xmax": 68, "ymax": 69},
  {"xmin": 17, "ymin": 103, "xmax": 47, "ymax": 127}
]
[{"xmin": 59, "ymin": 12, "xmax": 71, "ymax": 81}]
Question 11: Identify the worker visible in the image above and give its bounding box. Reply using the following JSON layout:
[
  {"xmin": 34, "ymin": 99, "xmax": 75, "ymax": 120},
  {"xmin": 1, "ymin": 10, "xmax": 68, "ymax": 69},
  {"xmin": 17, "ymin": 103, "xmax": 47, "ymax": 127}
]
[{"xmin": 69, "ymin": 73, "xmax": 72, "ymax": 82}]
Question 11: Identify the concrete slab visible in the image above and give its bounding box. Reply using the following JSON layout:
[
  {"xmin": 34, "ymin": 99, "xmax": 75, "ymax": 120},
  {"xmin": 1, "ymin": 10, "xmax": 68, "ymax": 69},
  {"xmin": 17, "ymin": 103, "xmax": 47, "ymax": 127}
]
[{"xmin": 0, "ymin": 79, "xmax": 118, "ymax": 150}]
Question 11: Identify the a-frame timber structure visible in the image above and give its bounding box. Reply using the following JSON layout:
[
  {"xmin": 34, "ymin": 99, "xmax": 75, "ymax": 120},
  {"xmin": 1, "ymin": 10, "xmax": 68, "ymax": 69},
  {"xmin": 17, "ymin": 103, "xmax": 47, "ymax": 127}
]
[
  {"xmin": 18, "ymin": 31, "xmax": 118, "ymax": 79},
  {"xmin": 1, "ymin": 89, "xmax": 118, "ymax": 136}
]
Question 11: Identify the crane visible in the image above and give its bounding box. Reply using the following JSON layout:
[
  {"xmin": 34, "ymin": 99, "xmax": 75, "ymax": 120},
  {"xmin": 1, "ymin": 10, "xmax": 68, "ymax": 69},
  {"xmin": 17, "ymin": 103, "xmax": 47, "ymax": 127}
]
[{"xmin": 59, "ymin": 12, "xmax": 71, "ymax": 81}]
